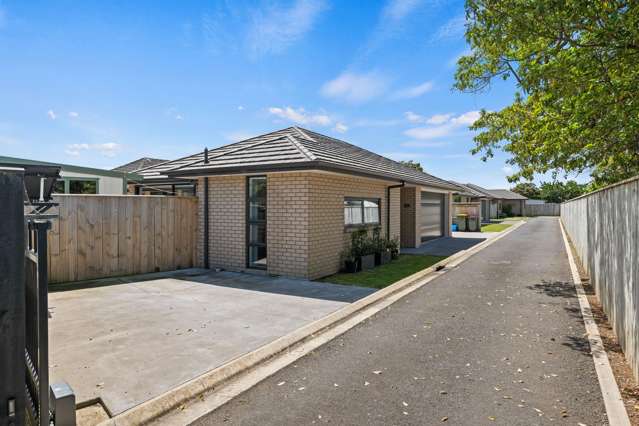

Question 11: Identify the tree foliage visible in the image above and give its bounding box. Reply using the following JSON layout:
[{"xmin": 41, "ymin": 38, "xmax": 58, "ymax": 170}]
[
  {"xmin": 510, "ymin": 182, "xmax": 540, "ymax": 199},
  {"xmin": 538, "ymin": 180, "xmax": 587, "ymax": 203},
  {"xmin": 399, "ymin": 160, "xmax": 424, "ymax": 172},
  {"xmin": 455, "ymin": 0, "xmax": 639, "ymax": 188}
]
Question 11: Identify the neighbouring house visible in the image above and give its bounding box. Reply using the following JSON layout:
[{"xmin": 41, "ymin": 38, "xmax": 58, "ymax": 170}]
[
  {"xmin": 0, "ymin": 155, "xmax": 134, "ymax": 194},
  {"xmin": 112, "ymin": 157, "xmax": 197, "ymax": 196},
  {"xmin": 525, "ymin": 199, "xmax": 546, "ymax": 205},
  {"xmin": 451, "ymin": 182, "xmax": 494, "ymax": 223},
  {"xmin": 464, "ymin": 184, "xmax": 528, "ymax": 218},
  {"xmin": 140, "ymin": 127, "xmax": 458, "ymax": 280}
]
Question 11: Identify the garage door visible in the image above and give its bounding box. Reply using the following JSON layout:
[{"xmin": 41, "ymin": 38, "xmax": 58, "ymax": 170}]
[{"xmin": 420, "ymin": 191, "xmax": 444, "ymax": 242}]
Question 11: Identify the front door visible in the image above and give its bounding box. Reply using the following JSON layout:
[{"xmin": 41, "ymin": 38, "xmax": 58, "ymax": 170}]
[{"xmin": 247, "ymin": 176, "xmax": 267, "ymax": 269}]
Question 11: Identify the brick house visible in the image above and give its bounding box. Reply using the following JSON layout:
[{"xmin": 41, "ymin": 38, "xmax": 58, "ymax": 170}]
[{"xmin": 141, "ymin": 127, "xmax": 458, "ymax": 279}]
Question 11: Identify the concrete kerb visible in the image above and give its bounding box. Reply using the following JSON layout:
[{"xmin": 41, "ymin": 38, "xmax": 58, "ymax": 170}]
[{"xmin": 99, "ymin": 221, "xmax": 526, "ymax": 426}]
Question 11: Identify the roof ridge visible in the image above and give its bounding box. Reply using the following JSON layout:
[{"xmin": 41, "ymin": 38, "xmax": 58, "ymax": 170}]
[
  {"xmin": 285, "ymin": 135, "xmax": 317, "ymax": 161},
  {"xmin": 292, "ymin": 126, "xmax": 316, "ymax": 142}
]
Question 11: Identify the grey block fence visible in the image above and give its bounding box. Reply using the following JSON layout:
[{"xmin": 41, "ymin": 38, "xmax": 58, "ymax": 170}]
[{"xmin": 561, "ymin": 176, "xmax": 639, "ymax": 380}]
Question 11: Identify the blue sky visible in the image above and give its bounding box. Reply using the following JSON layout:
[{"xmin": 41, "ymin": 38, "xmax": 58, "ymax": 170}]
[{"xmin": 1, "ymin": 0, "xmax": 531, "ymax": 187}]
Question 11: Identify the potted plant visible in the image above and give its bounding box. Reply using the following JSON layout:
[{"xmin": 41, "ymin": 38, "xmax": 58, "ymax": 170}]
[
  {"xmin": 341, "ymin": 248, "xmax": 359, "ymax": 273},
  {"xmin": 386, "ymin": 237, "xmax": 400, "ymax": 260},
  {"xmin": 359, "ymin": 232, "xmax": 376, "ymax": 271}
]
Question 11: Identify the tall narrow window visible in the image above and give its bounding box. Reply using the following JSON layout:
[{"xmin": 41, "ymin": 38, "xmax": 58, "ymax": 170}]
[{"xmin": 247, "ymin": 176, "xmax": 267, "ymax": 269}]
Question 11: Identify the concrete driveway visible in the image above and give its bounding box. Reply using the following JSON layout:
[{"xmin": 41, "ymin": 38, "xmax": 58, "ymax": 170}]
[
  {"xmin": 48, "ymin": 270, "xmax": 374, "ymax": 416},
  {"xmin": 402, "ymin": 231, "xmax": 499, "ymax": 256}
]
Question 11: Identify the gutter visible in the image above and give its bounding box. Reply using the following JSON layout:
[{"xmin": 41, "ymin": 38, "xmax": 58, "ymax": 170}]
[
  {"xmin": 386, "ymin": 181, "xmax": 405, "ymax": 239},
  {"xmin": 203, "ymin": 148, "xmax": 210, "ymax": 269}
]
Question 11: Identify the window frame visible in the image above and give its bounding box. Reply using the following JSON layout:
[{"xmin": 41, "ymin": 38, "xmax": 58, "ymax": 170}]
[
  {"xmin": 52, "ymin": 177, "xmax": 100, "ymax": 194},
  {"xmin": 344, "ymin": 196, "xmax": 381, "ymax": 228},
  {"xmin": 246, "ymin": 176, "xmax": 267, "ymax": 270}
]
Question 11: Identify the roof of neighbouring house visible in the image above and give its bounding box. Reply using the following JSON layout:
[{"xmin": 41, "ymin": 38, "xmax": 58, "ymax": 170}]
[
  {"xmin": 137, "ymin": 127, "xmax": 458, "ymax": 190},
  {"xmin": 464, "ymin": 183, "xmax": 497, "ymax": 198},
  {"xmin": 451, "ymin": 181, "xmax": 489, "ymax": 198},
  {"xmin": 112, "ymin": 157, "xmax": 168, "ymax": 173},
  {"xmin": 0, "ymin": 155, "xmax": 137, "ymax": 179},
  {"xmin": 486, "ymin": 189, "xmax": 528, "ymax": 200}
]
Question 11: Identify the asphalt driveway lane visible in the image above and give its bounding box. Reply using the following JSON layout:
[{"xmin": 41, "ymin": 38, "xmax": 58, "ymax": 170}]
[{"xmin": 196, "ymin": 217, "xmax": 607, "ymax": 425}]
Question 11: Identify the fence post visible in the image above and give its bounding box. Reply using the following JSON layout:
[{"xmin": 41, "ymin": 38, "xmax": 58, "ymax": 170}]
[{"xmin": 0, "ymin": 167, "xmax": 26, "ymax": 426}]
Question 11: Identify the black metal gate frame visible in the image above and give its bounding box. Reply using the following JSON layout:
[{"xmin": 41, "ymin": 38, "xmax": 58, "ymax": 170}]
[{"xmin": 24, "ymin": 219, "xmax": 51, "ymax": 426}]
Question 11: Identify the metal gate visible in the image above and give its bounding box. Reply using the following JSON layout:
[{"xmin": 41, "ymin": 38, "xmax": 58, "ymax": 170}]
[{"xmin": 24, "ymin": 220, "xmax": 51, "ymax": 426}]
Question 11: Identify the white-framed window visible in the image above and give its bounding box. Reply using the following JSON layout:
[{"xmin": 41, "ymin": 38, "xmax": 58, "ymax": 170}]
[{"xmin": 344, "ymin": 197, "xmax": 380, "ymax": 226}]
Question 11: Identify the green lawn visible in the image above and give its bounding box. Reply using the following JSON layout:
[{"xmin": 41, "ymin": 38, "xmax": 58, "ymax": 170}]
[
  {"xmin": 319, "ymin": 254, "xmax": 446, "ymax": 289},
  {"xmin": 481, "ymin": 223, "xmax": 512, "ymax": 232}
]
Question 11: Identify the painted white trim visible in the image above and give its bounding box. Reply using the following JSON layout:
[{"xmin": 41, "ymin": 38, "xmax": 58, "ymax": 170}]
[{"xmin": 559, "ymin": 219, "xmax": 631, "ymax": 426}]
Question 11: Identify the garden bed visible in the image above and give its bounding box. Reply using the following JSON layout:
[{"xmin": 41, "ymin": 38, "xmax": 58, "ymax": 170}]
[
  {"xmin": 481, "ymin": 223, "xmax": 512, "ymax": 232},
  {"xmin": 319, "ymin": 255, "xmax": 446, "ymax": 289}
]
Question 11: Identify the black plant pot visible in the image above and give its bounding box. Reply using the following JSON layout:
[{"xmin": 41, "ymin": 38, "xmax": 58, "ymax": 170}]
[
  {"xmin": 360, "ymin": 254, "xmax": 375, "ymax": 271},
  {"xmin": 344, "ymin": 259, "xmax": 359, "ymax": 273},
  {"xmin": 390, "ymin": 249, "xmax": 399, "ymax": 260}
]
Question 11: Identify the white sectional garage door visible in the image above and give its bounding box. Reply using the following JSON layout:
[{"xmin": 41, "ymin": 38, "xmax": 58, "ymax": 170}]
[{"xmin": 420, "ymin": 191, "xmax": 444, "ymax": 242}]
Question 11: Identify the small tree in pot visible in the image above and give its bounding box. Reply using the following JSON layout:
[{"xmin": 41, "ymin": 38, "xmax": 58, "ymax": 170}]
[{"xmin": 341, "ymin": 248, "xmax": 359, "ymax": 273}]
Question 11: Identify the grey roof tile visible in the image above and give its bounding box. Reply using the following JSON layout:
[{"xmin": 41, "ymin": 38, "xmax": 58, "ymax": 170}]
[{"xmin": 141, "ymin": 127, "xmax": 458, "ymax": 190}]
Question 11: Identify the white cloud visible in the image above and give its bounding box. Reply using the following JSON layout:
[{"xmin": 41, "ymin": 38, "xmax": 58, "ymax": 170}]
[
  {"xmin": 405, "ymin": 111, "xmax": 423, "ymax": 123},
  {"xmin": 383, "ymin": 0, "xmax": 423, "ymax": 21},
  {"xmin": 247, "ymin": 0, "xmax": 328, "ymax": 56},
  {"xmin": 450, "ymin": 110, "xmax": 480, "ymax": 125},
  {"xmin": 165, "ymin": 107, "xmax": 184, "ymax": 121},
  {"xmin": 502, "ymin": 165, "xmax": 514, "ymax": 174},
  {"xmin": 65, "ymin": 142, "xmax": 121, "ymax": 158},
  {"xmin": 268, "ymin": 106, "xmax": 334, "ymax": 127},
  {"xmin": 68, "ymin": 111, "xmax": 79, "ymax": 118},
  {"xmin": 352, "ymin": 118, "xmax": 402, "ymax": 128},
  {"xmin": 432, "ymin": 14, "xmax": 466, "ymax": 42},
  {"xmin": 404, "ymin": 110, "xmax": 481, "ymax": 139},
  {"xmin": 237, "ymin": 105, "xmax": 245, "ymax": 111},
  {"xmin": 391, "ymin": 80, "xmax": 433, "ymax": 100},
  {"xmin": 333, "ymin": 122, "xmax": 348, "ymax": 133},
  {"xmin": 65, "ymin": 143, "xmax": 89, "ymax": 156},
  {"xmin": 427, "ymin": 113, "xmax": 453, "ymax": 125},
  {"xmin": 321, "ymin": 71, "xmax": 388, "ymax": 103},
  {"xmin": 404, "ymin": 111, "xmax": 452, "ymax": 125},
  {"xmin": 47, "ymin": 109, "xmax": 57, "ymax": 120}
]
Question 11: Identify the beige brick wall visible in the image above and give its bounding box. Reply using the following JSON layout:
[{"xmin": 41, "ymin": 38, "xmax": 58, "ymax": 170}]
[
  {"xmin": 307, "ymin": 173, "xmax": 401, "ymax": 280},
  {"xmin": 196, "ymin": 176, "xmax": 246, "ymax": 271},
  {"xmin": 267, "ymin": 173, "xmax": 311, "ymax": 277},
  {"xmin": 196, "ymin": 172, "xmax": 403, "ymax": 279}
]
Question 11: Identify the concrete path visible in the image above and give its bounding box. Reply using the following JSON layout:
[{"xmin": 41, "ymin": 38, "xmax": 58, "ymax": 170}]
[
  {"xmin": 49, "ymin": 271, "xmax": 374, "ymax": 415},
  {"xmin": 196, "ymin": 218, "xmax": 608, "ymax": 425}
]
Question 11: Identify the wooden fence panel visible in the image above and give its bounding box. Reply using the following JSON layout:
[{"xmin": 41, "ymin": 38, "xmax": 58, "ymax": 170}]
[
  {"xmin": 524, "ymin": 203, "xmax": 561, "ymax": 216},
  {"xmin": 49, "ymin": 195, "xmax": 198, "ymax": 283}
]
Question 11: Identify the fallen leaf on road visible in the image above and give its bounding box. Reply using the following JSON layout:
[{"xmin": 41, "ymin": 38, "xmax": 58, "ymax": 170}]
[
  {"xmin": 277, "ymin": 381, "xmax": 285, "ymax": 386},
  {"xmin": 373, "ymin": 370, "xmax": 382, "ymax": 375},
  {"xmin": 298, "ymin": 387, "xmax": 305, "ymax": 391},
  {"xmin": 441, "ymin": 416, "xmax": 448, "ymax": 422},
  {"xmin": 488, "ymin": 416, "xmax": 496, "ymax": 421},
  {"xmin": 402, "ymin": 401, "xmax": 408, "ymax": 407},
  {"xmin": 364, "ymin": 382, "xmax": 370, "ymax": 386}
]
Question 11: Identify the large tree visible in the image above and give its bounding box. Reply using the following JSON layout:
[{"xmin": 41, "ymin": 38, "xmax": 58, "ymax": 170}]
[
  {"xmin": 511, "ymin": 182, "xmax": 540, "ymax": 199},
  {"xmin": 538, "ymin": 180, "xmax": 587, "ymax": 203},
  {"xmin": 455, "ymin": 0, "xmax": 639, "ymax": 187}
]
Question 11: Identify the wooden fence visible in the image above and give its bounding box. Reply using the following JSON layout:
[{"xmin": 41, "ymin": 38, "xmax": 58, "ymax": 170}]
[
  {"xmin": 524, "ymin": 203, "xmax": 561, "ymax": 216},
  {"xmin": 48, "ymin": 195, "xmax": 198, "ymax": 283},
  {"xmin": 561, "ymin": 176, "xmax": 639, "ymax": 380}
]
